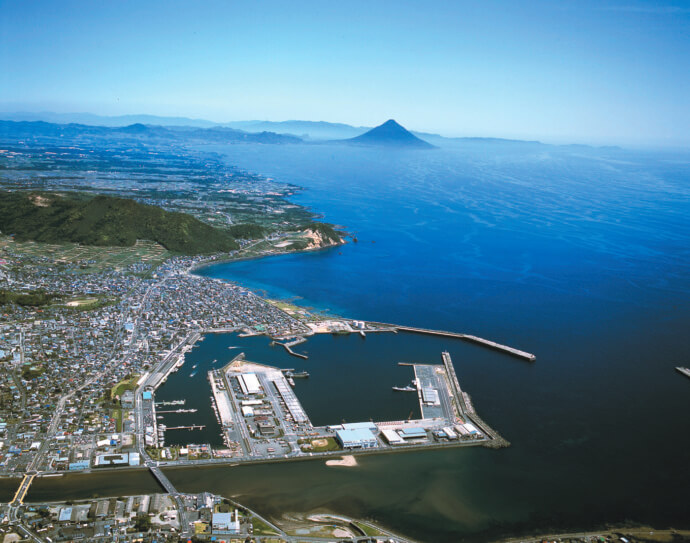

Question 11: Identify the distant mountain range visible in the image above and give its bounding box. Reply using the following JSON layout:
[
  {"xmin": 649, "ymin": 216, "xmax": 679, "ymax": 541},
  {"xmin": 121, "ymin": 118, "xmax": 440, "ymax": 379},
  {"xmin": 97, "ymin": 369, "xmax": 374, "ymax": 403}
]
[
  {"xmin": 344, "ymin": 119, "xmax": 435, "ymax": 148},
  {"xmin": 0, "ymin": 112, "xmax": 443, "ymax": 142},
  {"xmin": 0, "ymin": 111, "xmax": 218, "ymax": 128},
  {"xmin": 1, "ymin": 112, "xmax": 619, "ymax": 150},
  {"xmin": 223, "ymin": 120, "xmax": 368, "ymax": 140},
  {"xmin": 0, "ymin": 120, "xmax": 301, "ymax": 144}
]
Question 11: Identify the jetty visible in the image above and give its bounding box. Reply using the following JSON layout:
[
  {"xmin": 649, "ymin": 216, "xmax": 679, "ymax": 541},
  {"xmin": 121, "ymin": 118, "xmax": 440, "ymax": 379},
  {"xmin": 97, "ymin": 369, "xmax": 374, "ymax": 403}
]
[
  {"xmin": 275, "ymin": 337, "xmax": 309, "ymax": 359},
  {"xmin": 365, "ymin": 322, "xmax": 536, "ymax": 361}
]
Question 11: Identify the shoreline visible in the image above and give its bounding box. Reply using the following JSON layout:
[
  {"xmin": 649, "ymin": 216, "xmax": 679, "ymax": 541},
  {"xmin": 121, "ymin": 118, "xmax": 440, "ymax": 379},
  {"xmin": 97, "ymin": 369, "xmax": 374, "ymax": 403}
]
[{"xmin": 188, "ymin": 233, "xmax": 348, "ymax": 275}]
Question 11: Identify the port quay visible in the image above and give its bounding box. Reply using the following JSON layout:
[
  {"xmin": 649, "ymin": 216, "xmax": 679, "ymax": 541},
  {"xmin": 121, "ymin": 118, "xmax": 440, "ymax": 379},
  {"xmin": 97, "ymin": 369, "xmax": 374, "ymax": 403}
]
[
  {"xmin": 131, "ymin": 319, "xmax": 535, "ymax": 479},
  {"xmin": 0, "ymin": 318, "xmax": 536, "ymax": 515}
]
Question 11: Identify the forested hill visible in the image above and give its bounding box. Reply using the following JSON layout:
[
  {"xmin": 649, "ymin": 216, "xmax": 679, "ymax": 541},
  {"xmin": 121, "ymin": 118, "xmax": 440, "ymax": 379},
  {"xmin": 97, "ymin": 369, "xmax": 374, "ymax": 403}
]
[{"xmin": 0, "ymin": 191, "xmax": 239, "ymax": 254}]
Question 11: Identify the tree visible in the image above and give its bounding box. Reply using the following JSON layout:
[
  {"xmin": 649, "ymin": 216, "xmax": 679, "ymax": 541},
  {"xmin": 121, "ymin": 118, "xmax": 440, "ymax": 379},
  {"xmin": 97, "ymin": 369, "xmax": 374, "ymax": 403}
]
[{"xmin": 133, "ymin": 513, "xmax": 152, "ymax": 532}]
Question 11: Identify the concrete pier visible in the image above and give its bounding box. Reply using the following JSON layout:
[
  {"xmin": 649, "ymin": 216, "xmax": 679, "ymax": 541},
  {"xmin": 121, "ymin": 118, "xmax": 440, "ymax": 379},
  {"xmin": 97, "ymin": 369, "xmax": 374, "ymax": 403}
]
[
  {"xmin": 209, "ymin": 371, "xmax": 234, "ymax": 427},
  {"xmin": 365, "ymin": 321, "xmax": 536, "ymax": 361},
  {"xmin": 441, "ymin": 351, "xmax": 509, "ymax": 448},
  {"xmin": 460, "ymin": 334, "xmax": 536, "ymax": 361},
  {"xmin": 441, "ymin": 351, "xmax": 467, "ymax": 416}
]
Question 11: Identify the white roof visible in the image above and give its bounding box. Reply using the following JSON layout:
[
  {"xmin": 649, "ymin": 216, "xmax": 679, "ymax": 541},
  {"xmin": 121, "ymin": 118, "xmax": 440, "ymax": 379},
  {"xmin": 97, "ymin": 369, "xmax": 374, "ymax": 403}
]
[
  {"xmin": 442, "ymin": 427, "xmax": 457, "ymax": 438},
  {"xmin": 238, "ymin": 373, "xmax": 261, "ymax": 394},
  {"xmin": 381, "ymin": 429, "xmax": 404, "ymax": 444},
  {"xmin": 463, "ymin": 423, "xmax": 479, "ymax": 433}
]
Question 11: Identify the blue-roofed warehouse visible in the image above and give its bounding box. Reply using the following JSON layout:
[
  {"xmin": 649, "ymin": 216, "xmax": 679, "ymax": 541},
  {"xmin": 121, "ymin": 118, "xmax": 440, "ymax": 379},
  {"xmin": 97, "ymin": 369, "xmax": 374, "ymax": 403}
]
[
  {"xmin": 335, "ymin": 427, "xmax": 378, "ymax": 449},
  {"xmin": 399, "ymin": 427, "xmax": 428, "ymax": 440}
]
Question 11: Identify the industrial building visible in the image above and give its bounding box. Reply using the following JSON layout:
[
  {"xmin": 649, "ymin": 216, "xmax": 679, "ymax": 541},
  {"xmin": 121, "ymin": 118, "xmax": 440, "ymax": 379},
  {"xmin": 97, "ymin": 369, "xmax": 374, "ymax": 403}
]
[
  {"xmin": 94, "ymin": 453, "xmax": 129, "ymax": 467},
  {"xmin": 421, "ymin": 387, "xmax": 440, "ymax": 406},
  {"xmin": 464, "ymin": 423, "xmax": 479, "ymax": 434},
  {"xmin": 212, "ymin": 511, "xmax": 240, "ymax": 535},
  {"xmin": 399, "ymin": 427, "xmax": 428, "ymax": 440},
  {"xmin": 454, "ymin": 423, "xmax": 481, "ymax": 438},
  {"xmin": 335, "ymin": 427, "xmax": 378, "ymax": 449},
  {"xmin": 120, "ymin": 390, "xmax": 135, "ymax": 408},
  {"xmin": 272, "ymin": 375, "xmax": 309, "ymax": 423},
  {"xmin": 381, "ymin": 429, "xmax": 405, "ymax": 445},
  {"xmin": 329, "ymin": 422, "xmax": 377, "ymax": 432},
  {"xmin": 442, "ymin": 427, "xmax": 458, "ymax": 440},
  {"xmin": 93, "ymin": 452, "xmax": 140, "ymax": 467},
  {"xmin": 237, "ymin": 373, "xmax": 261, "ymax": 395}
]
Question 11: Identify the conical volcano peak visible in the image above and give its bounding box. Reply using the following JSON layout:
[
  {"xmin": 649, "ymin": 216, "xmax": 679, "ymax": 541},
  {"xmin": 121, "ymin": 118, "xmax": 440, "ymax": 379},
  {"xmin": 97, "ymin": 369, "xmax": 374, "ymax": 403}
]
[{"xmin": 346, "ymin": 119, "xmax": 434, "ymax": 148}]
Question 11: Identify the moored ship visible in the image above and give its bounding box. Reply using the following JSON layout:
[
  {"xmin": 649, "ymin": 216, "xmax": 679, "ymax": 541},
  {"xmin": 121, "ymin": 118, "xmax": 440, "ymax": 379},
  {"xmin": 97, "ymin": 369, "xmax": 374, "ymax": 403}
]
[
  {"xmin": 675, "ymin": 366, "xmax": 690, "ymax": 379},
  {"xmin": 392, "ymin": 385, "xmax": 416, "ymax": 392}
]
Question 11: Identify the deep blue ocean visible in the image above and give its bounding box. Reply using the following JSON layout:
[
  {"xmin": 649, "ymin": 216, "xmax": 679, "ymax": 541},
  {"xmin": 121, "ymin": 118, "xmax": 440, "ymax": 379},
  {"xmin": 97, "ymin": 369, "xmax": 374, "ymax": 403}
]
[
  {"xmin": 22, "ymin": 140, "xmax": 689, "ymax": 542},
  {"xmin": 193, "ymin": 141, "xmax": 690, "ymax": 540}
]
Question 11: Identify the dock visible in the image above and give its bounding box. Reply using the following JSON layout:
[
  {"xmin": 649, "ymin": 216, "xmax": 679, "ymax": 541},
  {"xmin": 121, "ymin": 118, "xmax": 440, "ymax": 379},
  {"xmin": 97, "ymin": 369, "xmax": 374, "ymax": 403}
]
[
  {"xmin": 441, "ymin": 351, "xmax": 467, "ymax": 416},
  {"xmin": 366, "ymin": 322, "xmax": 536, "ymax": 361},
  {"xmin": 441, "ymin": 351, "xmax": 509, "ymax": 447},
  {"xmin": 209, "ymin": 371, "xmax": 235, "ymax": 427}
]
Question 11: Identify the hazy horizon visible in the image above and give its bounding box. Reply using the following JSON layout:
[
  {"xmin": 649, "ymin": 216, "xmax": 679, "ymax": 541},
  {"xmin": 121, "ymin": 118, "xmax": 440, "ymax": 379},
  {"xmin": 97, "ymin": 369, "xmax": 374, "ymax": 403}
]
[
  {"xmin": 1, "ymin": 110, "xmax": 688, "ymax": 150},
  {"xmin": 2, "ymin": 1, "xmax": 689, "ymax": 147}
]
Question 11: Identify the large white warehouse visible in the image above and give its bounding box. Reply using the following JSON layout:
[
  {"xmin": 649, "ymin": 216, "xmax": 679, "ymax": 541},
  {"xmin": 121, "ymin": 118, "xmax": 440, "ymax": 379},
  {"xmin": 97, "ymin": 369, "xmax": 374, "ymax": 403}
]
[{"xmin": 238, "ymin": 373, "xmax": 261, "ymax": 395}]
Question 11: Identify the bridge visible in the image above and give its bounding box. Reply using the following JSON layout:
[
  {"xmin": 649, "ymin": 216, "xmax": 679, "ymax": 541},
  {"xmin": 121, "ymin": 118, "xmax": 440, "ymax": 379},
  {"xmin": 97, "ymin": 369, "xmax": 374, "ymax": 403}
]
[
  {"xmin": 10, "ymin": 473, "xmax": 35, "ymax": 506},
  {"xmin": 149, "ymin": 465, "xmax": 178, "ymax": 494}
]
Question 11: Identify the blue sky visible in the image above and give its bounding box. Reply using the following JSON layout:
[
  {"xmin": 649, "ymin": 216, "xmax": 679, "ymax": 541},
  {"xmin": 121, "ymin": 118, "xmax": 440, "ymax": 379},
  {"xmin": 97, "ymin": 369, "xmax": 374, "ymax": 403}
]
[{"xmin": 1, "ymin": 0, "xmax": 689, "ymax": 146}]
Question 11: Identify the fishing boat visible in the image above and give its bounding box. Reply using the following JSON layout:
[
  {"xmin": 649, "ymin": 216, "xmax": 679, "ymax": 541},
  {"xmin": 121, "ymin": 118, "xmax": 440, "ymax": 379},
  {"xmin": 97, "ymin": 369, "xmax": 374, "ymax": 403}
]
[
  {"xmin": 675, "ymin": 366, "xmax": 690, "ymax": 379},
  {"xmin": 392, "ymin": 385, "xmax": 416, "ymax": 392}
]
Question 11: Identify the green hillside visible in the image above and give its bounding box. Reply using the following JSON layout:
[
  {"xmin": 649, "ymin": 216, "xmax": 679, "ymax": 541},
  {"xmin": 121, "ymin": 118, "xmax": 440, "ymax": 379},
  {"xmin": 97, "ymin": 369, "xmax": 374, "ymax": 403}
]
[{"xmin": 0, "ymin": 191, "xmax": 239, "ymax": 254}]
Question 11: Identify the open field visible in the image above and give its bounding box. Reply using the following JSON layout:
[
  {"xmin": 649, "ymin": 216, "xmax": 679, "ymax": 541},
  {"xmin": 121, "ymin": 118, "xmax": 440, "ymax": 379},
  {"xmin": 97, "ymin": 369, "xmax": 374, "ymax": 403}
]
[
  {"xmin": 110, "ymin": 375, "xmax": 141, "ymax": 400},
  {"xmin": 0, "ymin": 236, "xmax": 171, "ymax": 272},
  {"xmin": 299, "ymin": 437, "xmax": 341, "ymax": 453}
]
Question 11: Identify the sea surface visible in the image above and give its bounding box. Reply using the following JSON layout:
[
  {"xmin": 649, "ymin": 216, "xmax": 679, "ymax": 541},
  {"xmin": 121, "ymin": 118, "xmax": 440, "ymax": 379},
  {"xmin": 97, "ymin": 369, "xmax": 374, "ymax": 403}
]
[{"xmin": 29, "ymin": 141, "xmax": 690, "ymax": 541}]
